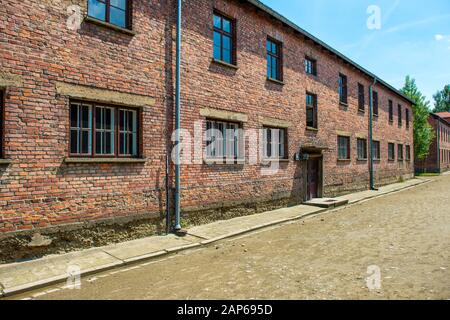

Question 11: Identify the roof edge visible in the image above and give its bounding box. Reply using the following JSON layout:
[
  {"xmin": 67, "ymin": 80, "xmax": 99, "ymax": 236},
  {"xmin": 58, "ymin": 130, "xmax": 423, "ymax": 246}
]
[{"xmin": 245, "ymin": 0, "xmax": 416, "ymax": 105}]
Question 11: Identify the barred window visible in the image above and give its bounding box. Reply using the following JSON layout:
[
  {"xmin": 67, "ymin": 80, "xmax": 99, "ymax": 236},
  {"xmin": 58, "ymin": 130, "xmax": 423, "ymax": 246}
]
[
  {"xmin": 388, "ymin": 143, "xmax": 395, "ymax": 161},
  {"xmin": 205, "ymin": 120, "xmax": 241, "ymax": 160},
  {"xmin": 372, "ymin": 140, "xmax": 380, "ymax": 160},
  {"xmin": 398, "ymin": 144, "xmax": 404, "ymax": 161},
  {"xmin": 357, "ymin": 138, "xmax": 367, "ymax": 160},
  {"xmin": 70, "ymin": 101, "xmax": 140, "ymax": 158},
  {"xmin": 406, "ymin": 145, "xmax": 411, "ymax": 161},
  {"xmin": 337, "ymin": 136, "xmax": 350, "ymax": 160},
  {"xmin": 263, "ymin": 127, "xmax": 287, "ymax": 160}
]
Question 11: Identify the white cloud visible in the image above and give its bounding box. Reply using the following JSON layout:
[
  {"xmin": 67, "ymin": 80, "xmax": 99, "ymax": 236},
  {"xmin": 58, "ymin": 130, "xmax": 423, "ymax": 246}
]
[{"xmin": 435, "ymin": 34, "xmax": 444, "ymax": 41}]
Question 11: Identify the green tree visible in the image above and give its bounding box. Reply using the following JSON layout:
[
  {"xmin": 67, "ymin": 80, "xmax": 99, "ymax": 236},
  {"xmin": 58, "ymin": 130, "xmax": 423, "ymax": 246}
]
[
  {"xmin": 433, "ymin": 84, "xmax": 450, "ymax": 113},
  {"xmin": 400, "ymin": 76, "xmax": 434, "ymax": 160}
]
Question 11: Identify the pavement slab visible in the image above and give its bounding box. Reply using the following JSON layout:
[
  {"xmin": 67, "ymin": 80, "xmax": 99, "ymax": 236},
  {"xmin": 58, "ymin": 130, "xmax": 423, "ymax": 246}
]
[
  {"xmin": 188, "ymin": 205, "xmax": 325, "ymax": 240},
  {"xmin": 0, "ymin": 248, "xmax": 122, "ymax": 296}
]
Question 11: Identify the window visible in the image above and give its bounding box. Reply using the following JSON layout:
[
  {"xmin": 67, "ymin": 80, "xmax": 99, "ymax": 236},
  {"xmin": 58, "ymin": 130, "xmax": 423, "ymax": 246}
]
[
  {"xmin": 213, "ymin": 12, "xmax": 235, "ymax": 65},
  {"xmin": 0, "ymin": 90, "xmax": 4, "ymax": 158},
  {"xmin": 339, "ymin": 74, "xmax": 348, "ymax": 105},
  {"xmin": 357, "ymin": 138, "xmax": 367, "ymax": 160},
  {"xmin": 398, "ymin": 104, "xmax": 402, "ymax": 127},
  {"xmin": 205, "ymin": 120, "xmax": 241, "ymax": 160},
  {"xmin": 398, "ymin": 144, "xmax": 404, "ymax": 161},
  {"xmin": 406, "ymin": 108, "xmax": 410, "ymax": 129},
  {"xmin": 88, "ymin": 0, "xmax": 131, "ymax": 29},
  {"xmin": 389, "ymin": 100, "xmax": 393, "ymax": 122},
  {"xmin": 372, "ymin": 91, "xmax": 378, "ymax": 116},
  {"xmin": 406, "ymin": 145, "xmax": 411, "ymax": 161},
  {"xmin": 337, "ymin": 136, "xmax": 350, "ymax": 160},
  {"xmin": 305, "ymin": 57, "xmax": 317, "ymax": 76},
  {"xmin": 263, "ymin": 127, "xmax": 287, "ymax": 160},
  {"xmin": 358, "ymin": 83, "xmax": 365, "ymax": 112},
  {"xmin": 267, "ymin": 38, "xmax": 282, "ymax": 81},
  {"xmin": 372, "ymin": 140, "xmax": 380, "ymax": 160},
  {"xmin": 388, "ymin": 143, "xmax": 395, "ymax": 161},
  {"xmin": 70, "ymin": 101, "xmax": 140, "ymax": 158},
  {"xmin": 306, "ymin": 93, "xmax": 318, "ymax": 129}
]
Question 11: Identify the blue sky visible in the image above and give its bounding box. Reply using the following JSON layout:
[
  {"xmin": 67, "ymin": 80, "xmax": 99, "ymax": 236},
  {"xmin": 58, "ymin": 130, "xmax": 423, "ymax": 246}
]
[{"xmin": 260, "ymin": 0, "xmax": 450, "ymax": 107}]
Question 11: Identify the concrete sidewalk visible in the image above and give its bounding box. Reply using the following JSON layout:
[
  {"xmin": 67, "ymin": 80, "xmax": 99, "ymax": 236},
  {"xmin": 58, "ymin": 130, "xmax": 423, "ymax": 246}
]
[{"xmin": 0, "ymin": 177, "xmax": 428, "ymax": 297}]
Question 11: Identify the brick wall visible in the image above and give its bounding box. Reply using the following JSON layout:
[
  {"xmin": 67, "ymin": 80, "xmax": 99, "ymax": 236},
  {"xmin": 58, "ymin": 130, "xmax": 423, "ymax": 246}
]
[{"xmin": 0, "ymin": 0, "xmax": 414, "ymax": 236}]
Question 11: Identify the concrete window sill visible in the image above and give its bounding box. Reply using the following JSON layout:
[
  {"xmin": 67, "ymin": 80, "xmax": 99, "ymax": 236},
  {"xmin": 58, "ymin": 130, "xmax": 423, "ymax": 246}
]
[
  {"xmin": 211, "ymin": 59, "xmax": 238, "ymax": 70},
  {"xmin": 84, "ymin": 16, "xmax": 137, "ymax": 36},
  {"xmin": 0, "ymin": 159, "xmax": 12, "ymax": 165},
  {"xmin": 267, "ymin": 77, "xmax": 285, "ymax": 86},
  {"xmin": 339, "ymin": 101, "xmax": 348, "ymax": 107},
  {"xmin": 262, "ymin": 159, "xmax": 290, "ymax": 163},
  {"xmin": 203, "ymin": 158, "xmax": 245, "ymax": 165},
  {"xmin": 337, "ymin": 159, "xmax": 351, "ymax": 162},
  {"xmin": 64, "ymin": 158, "xmax": 147, "ymax": 164},
  {"xmin": 306, "ymin": 127, "xmax": 319, "ymax": 132}
]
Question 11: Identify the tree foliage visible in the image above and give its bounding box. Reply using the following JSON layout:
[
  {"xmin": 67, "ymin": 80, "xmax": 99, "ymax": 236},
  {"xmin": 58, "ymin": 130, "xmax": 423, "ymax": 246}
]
[
  {"xmin": 400, "ymin": 76, "xmax": 434, "ymax": 160},
  {"xmin": 433, "ymin": 84, "xmax": 450, "ymax": 113}
]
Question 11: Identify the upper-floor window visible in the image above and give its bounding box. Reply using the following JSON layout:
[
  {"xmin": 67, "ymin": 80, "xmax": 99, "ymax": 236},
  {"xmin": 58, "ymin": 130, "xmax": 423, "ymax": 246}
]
[
  {"xmin": 267, "ymin": 38, "xmax": 282, "ymax": 81},
  {"xmin": 205, "ymin": 120, "xmax": 241, "ymax": 161},
  {"xmin": 263, "ymin": 127, "xmax": 287, "ymax": 160},
  {"xmin": 388, "ymin": 100, "xmax": 393, "ymax": 122},
  {"xmin": 338, "ymin": 74, "xmax": 348, "ymax": 105},
  {"xmin": 337, "ymin": 136, "xmax": 350, "ymax": 160},
  {"xmin": 88, "ymin": 0, "xmax": 132, "ymax": 29},
  {"xmin": 372, "ymin": 140, "xmax": 380, "ymax": 160},
  {"xmin": 388, "ymin": 143, "xmax": 395, "ymax": 161},
  {"xmin": 372, "ymin": 91, "xmax": 379, "ymax": 116},
  {"xmin": 305, "ymin": 57, "xmax": 317, "ymax": 76},
  {"xmin": 406, "ymin": 108, "xmax": 410, "ymax": 129},
  {"xmin": 70, "ymin": 101, "xmax": 140, "ymax": 158},
  {"xmin": 213, "ymin": 12, "xmax": 235, "ymax": 65},
  {"xmin": 306, "ymin": 93, "xmax": 318, "ymax": 129},
  {"xmin": 357, "ymin": 138, "xmax": 367, "ymax": 160},
  {"xmin": 398, "ymin": 104, "xmax": 402, "ymax": 127},
  {"xmin": 358, "ymin": 83, "xmax": 365, "ymax": 112},
  {"xmin": 398, "ymin": 144, "xmax": 404, "ymax": 161},
  {"xmin": 0, "ymin": 90, "xmax": 4, "ymax": 158}
]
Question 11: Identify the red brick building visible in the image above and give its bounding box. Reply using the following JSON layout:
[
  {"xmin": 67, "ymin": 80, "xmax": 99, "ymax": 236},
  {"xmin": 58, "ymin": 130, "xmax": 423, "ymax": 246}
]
[
  {"xmin": 415, "ymin": 113, "xmax": 450, "ymax": 173},
  {"xmin": 0, "ymin": 0, "xmax": 414, "ymax": 252}
]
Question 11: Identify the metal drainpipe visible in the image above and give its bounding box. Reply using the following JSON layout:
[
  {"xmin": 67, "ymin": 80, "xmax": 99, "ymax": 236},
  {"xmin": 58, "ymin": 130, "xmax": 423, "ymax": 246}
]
[
  {"xmin": 174, "ymin": 0, "xmax": 182, "ymax": 231},
  {"xmin": 369, "ymin": 77, "xmax": 377, "ymax": 190}
]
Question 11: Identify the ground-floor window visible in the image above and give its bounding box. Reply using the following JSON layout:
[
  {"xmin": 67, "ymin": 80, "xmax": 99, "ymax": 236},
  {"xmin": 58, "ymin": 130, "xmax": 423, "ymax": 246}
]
[
  {"xmin": 357, "ymin": 138, "xmax": 367, "ymax": 160},
  {"xmin": 406, "ymin": 145, "xmax": 411, "ymax": 161},
  {"xmin": 337, "ymin": 136, "xmax": 350, "ymax": 160},
  {"xmin": 70, "ymin": 101, "xmax": 140, "ymax": 158},
  {"xmin": 398, "ymin": 144, "xmax": 404, "ymax": 161},
  {"xmin": 263, "ymin": 127, "xmax": 287, "ymax": 160},
  {"xmin": 372, "ymin": 140, "xmax": 381, "ymax": 160},
  {"xmin": 388, "ymin": 143, "xmax": 395, "ymax": 161},
  {"xmin": 0, "ymin": 90, "xmax": 4, "ymax": 158},
  {"xmin": 205, "ymin": 119, "xmax": 241, "ymax": 160}
]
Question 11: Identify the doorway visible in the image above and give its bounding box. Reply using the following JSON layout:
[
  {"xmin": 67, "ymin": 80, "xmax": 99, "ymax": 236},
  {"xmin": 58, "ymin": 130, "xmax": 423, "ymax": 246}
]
[{"xmin": 306, "ymin": 157, "xmax": 321, "ymax": 200}]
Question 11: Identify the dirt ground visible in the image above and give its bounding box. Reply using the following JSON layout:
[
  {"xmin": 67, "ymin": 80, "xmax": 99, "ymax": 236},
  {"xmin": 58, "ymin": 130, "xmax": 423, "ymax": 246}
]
[{"xmin": 11, "ymin": 175, "xmax": 450, "ymax": 300}]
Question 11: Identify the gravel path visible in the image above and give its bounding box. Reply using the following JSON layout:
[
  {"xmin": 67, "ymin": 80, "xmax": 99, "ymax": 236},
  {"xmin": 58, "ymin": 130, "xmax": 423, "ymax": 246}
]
[{"xmin": 12, "ymin": 175, "xmax": 450, "ymax": 300}]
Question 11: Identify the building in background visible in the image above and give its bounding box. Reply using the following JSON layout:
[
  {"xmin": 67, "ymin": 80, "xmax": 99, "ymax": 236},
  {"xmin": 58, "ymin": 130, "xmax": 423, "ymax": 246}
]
[{"xmin": 415, "ymin": 113, "xmax": 450, "ymax": 173}]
